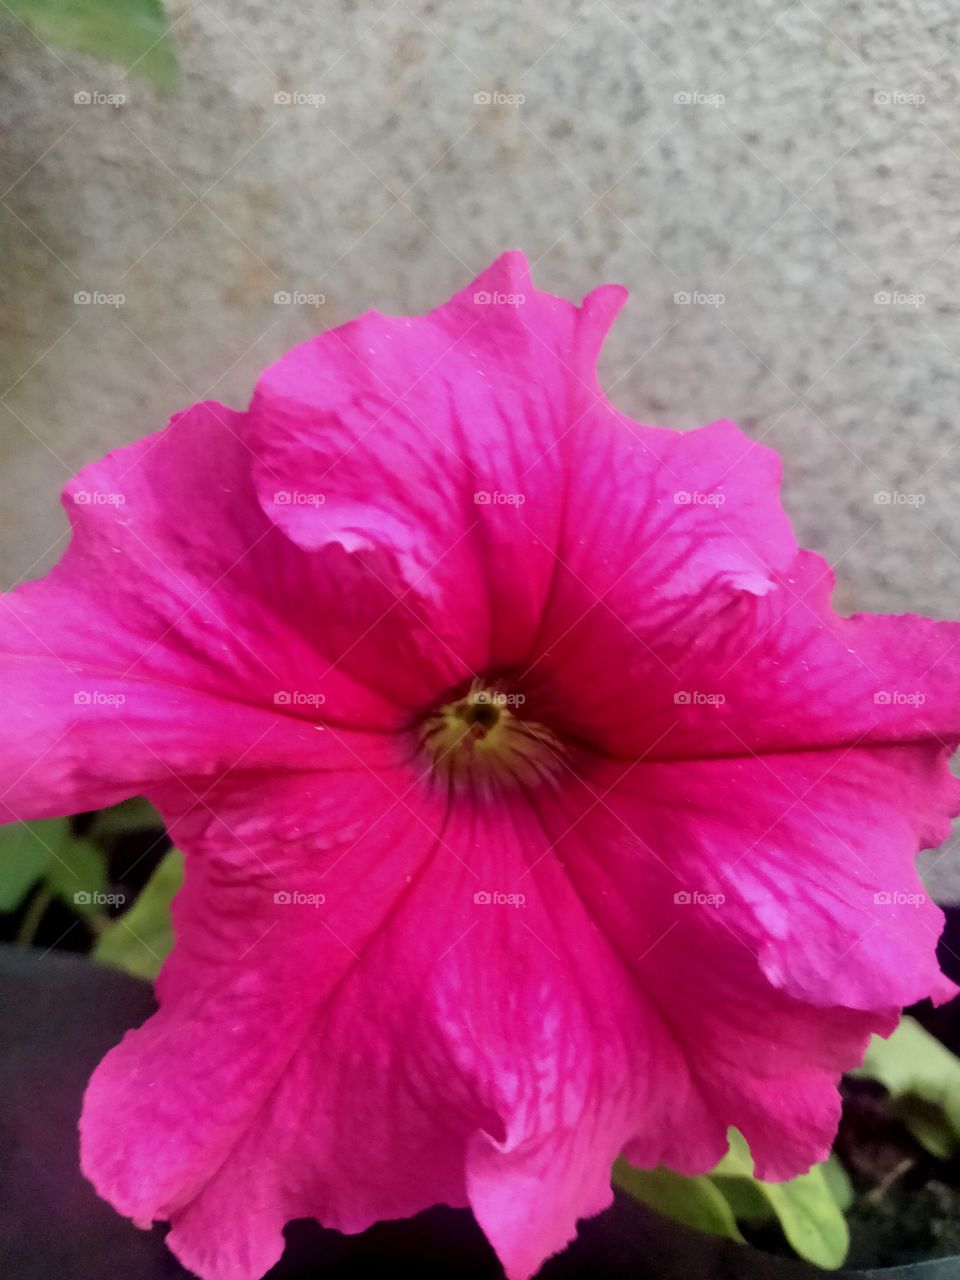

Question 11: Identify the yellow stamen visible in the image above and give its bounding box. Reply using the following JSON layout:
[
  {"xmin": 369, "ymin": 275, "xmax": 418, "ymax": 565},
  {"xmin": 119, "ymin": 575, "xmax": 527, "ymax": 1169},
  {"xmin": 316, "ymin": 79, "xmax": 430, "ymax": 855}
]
[{"xmin": 422, "ymin": 679, "xmax": 564, "ymax": 791}]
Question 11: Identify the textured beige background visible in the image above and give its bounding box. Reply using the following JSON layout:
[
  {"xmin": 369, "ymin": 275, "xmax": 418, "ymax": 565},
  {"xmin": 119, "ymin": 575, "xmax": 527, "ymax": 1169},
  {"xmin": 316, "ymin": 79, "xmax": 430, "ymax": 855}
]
[{"xmin": 2, "ymin": 0, "xmax": 959, "ymax": 889}]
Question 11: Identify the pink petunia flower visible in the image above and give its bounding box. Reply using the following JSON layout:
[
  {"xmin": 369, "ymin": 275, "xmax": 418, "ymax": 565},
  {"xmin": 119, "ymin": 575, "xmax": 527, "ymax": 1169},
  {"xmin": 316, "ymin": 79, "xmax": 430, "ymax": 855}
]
[{"xmin": 2, "ymin": 251, "xmax": 959, "ymax": 1280}]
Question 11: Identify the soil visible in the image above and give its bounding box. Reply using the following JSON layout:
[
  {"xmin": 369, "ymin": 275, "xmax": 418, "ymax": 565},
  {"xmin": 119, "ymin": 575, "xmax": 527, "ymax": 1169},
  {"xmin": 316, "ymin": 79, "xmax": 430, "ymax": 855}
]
[
  {"xmin": 821, "ymin": 906, "xmax": 960, "ymax": 1270},
  {"xmin": 838, "ymin": 1079, "xmax": 960, "ymax": 1267}
]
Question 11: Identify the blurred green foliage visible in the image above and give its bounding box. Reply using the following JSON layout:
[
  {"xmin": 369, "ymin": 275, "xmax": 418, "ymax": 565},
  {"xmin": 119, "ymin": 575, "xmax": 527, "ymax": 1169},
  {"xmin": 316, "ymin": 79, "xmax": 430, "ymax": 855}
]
[
  {"xmin": 0, "ymin": 797, "xmax": 172, "ymax": 958},
  {"xmin": 616, "ymin": 1129, "xmax": 851, "ymax": 1269},
  {"xmin": 853, "ymin": 1015, "xmax": 960, "ymax": 1159},
  {"xmin": 93, "ymin": 846, "xmax": 182, "ymax": 980},
  {"xmin": 6, "ymin": 0, "xmax": 177, "ymax": 86},
  {"xmin": 0, "ymin": 817, "xmax": 107, "ymax": 935}
]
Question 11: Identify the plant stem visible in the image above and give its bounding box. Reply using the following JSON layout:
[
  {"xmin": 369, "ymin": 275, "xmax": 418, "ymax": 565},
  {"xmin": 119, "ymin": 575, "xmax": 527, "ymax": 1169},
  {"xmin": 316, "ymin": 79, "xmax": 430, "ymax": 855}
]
[{"xmin": 16, "ymin": 885, "xmax": 53, "ymax": 947}]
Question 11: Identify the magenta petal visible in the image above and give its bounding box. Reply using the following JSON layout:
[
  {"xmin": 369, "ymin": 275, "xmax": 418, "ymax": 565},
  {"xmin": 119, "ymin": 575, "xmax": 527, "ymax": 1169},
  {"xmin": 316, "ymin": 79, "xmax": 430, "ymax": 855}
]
[
  {"xmin": 539, "ymin": 766, "xmax": 898, "ymax": 1181},
  {"xmin": 246, "ymin": 251, "xmax": 627, "ymax": 683},
  {"xmin": 83, "ymin": 751, "xmax": 898, "ymax": 1277},
  {"xmin": 633, "ymin": 548, "xmax": 960, "ymax": 764},
  {"xmin": 0, "ymin": 402, "xmax": 405, "ymax": 821},
  {"xmin": 516, "ymin": 416, "xmax": 800, "ymax": 754},
  {"xmin": 82, "ymin": 780, "xmax": 649, "ymax": 1280}
]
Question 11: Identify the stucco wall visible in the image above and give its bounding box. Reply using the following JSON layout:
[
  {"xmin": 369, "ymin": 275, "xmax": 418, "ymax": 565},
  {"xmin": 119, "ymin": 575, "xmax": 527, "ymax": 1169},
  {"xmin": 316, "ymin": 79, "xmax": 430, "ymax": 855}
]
[{"xmin": 2, "ymin": 0, "xmax": 958, "ymax": 888}]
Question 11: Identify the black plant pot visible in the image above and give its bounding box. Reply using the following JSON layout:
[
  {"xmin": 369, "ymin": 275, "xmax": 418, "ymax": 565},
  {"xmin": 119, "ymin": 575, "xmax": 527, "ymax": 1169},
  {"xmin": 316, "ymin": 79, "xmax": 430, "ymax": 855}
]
[{"xmin": 1, "ymin": 946, "xmax": 957, "ymax": 1280}]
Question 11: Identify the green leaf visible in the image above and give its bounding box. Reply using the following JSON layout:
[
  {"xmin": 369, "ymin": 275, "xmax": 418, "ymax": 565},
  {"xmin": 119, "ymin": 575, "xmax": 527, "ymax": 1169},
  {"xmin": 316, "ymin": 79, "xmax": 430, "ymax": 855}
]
[
  {"xmin": 93, "ymin": 848, "xmax": 183, "ymax": 980},
  {"xmin": 709, "ymin": 1173, "xmax": 774, "ymax": 1224},
  {"xmin": 821, "ymin": 1154, "xmax": 854, "ymax": 1213},
  {"xmin": 711, "ymin": 1127, "xmax": 755, "ymax": 1178},
  {"xmin": 890, "ymin": 1097, "xmax": 955, "ymax": 1159},
  {"xmin": 853, "ymin": 1015, "xmax": 960, "ymax": 1156},
  {"xmin": 614, "ymin": 1159, "xmax": 744, "ymax": 1241},
  {"xmin": 615, "ymin": 1133, "xmax": 850, "ymax": 1269},
  {"xmin": 759, "ymin": 1167, "xmax": 850, "ymax": 1270},
  {"xmin": 44, "ymin": 836, "xmax": 108, "ymax": 917},
  {"xmin": 711, "ymin": 1131, "xmax": 849, "ymax": 1270},
  {"xmin": 0, "ymin": 818, "xmax": 67, "ymax": 911},
  {"xmin": 5, "ymin": 0, "xmax": 177, "ymax": 87},
  {"xmin": 89, "ymin": 795, "xmax": 164, "ymax": 840}
]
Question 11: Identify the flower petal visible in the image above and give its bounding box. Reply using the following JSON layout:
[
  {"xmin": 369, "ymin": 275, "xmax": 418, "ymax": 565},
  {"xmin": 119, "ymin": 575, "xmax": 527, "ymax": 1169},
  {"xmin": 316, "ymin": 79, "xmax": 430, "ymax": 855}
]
[
  {"xmin": 246, "ymin": 251, "xmax": 627, "ymax": 686},
  {"xmin": 665, "ymin": 549, "xmax": 960, "ymax": 758},
  {"xmin": 81, "ymin": 765, "xmax": 459, "ymax": 1278},
  {"xmin": 82, "ymin": 764, "xmax": 680, "ymax": 1280},
  {"xmin": 83, "ymin": 742, "xmax": 902, "ymax": 1277},
  {"xmin": 578, "ymin": 740, "xmax": 956, "ymax": 1018},
  {"xmin": 0, "ymin": 402, "xmax": 402, "ymax": 821},
  {"xmin": 529, "ymin": 511, "xmax": 960, "ymax": 762},
  {"xmin": 538, "ymin": 762, "xmax": 904, "ymax": 1180}
]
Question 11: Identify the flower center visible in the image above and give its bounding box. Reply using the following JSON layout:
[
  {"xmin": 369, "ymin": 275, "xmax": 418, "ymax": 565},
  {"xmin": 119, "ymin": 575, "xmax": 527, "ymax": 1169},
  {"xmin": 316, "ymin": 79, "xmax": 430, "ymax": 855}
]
[{"xmin": 421, "ymin": 679, "xmax": 565, "ymax": 791}]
